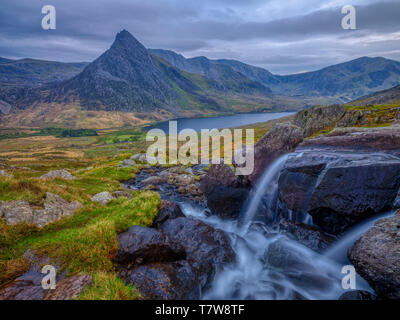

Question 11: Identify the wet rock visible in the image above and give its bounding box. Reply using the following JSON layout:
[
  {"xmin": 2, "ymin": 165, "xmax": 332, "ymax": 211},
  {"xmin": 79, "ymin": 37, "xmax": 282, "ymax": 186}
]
[
  {"xmin": 112, "ymin": 190, "xmax": 133, "ymax": 199},
  {"xmin": 141, "ymin": 176, "xmax": 166, "ymax": 186},
  {"xmin": 40, "ymin": 169, "xmax": 75, "ymax": 180},
  {"xmin": 0, "ymin": 200, "xmax": 33, "ymax": 225},
  {"xmin": 0, "ymin": 169, "xmax": 13, "ymax": 178},
  {"xmin": 200, "ymin": 164, "xmax": 249, "ymax": 219},
  {"xmin": 152, "ymin": 200, "xmax": 185, "ymax": 229},
  {"xmin": 91, "ymin": 191, "xmax": 113, "ymax": 205},
  {"xmin": 293, "ymin": 104, "xmax": 346, "ymax": 138},
  {"xmin": 120, "ymin": 261, "xmax": 200, "ymax": 300},
  {"xmin": 348, "ymin": 213, "xmax": 400, "ymax": 299},
  {"xmin": 119, "ymin": 159, "xmax": 136, "ymax": 168},
  {"xmin": 278, "ymin": 151, "xmax": 400, "ymax": 234},
  {"xmin": 250, "ymin": 123, "xmax": 303, "ymax": 184},
  {"xmin": 115, "ymin": 226, "xmax": 185, "ymax": 267},
  {"xmin": 160, "ymin": 217, "xmax": 235, "ymax": 288},
  {"xmin": 264, "ymin": 238, "xmax": 333, "ymax": 290},
  {"xmin": 277, "ymin": 219, "xmax": 336, "ymax": 252},
  {"xmin": 338, "ymin": 290, "xmax": 376, "ymax": 300}
]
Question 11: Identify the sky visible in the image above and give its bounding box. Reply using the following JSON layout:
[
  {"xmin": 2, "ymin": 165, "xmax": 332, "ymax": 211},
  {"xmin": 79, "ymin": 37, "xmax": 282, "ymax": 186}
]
[{"xmin": 0, "ymin": 0, "xmax": 399, "ymax": 74}]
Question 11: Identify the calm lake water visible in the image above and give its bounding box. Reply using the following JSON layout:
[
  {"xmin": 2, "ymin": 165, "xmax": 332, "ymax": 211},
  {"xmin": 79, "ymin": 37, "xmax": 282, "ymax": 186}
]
[{"xmin": 145, "ymin": 112, "xmax": 294, "ymax": 133}]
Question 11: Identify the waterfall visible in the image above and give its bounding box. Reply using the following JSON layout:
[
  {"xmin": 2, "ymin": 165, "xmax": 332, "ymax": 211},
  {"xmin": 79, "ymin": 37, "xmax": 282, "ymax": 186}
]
[
  {"xmin": 175, "ymin": 152, "xmax": 384, "ymax": 299},
  {"xmin": 324, "ymin": 210, "xmax": 396, "ymax": 264},
  {"xmin": 240, "ymin": 154, "xmax": 289, "ymax": 227}
]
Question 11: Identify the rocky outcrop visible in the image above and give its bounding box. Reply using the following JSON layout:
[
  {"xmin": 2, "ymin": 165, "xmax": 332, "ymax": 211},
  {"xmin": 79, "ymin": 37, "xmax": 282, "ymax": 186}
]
[
  {"xmin": 0, "ymin": 272, "xmax": 92, "ymax": 300},
  {"xmin": 39, "ymin": 169, "xmax": 75, "ymax": 180},
  {"xmin": 118, "ymin": 217, "xmax": 235, "ymax": 300},
  {"xmin": 0, "ymin": 200, "xmax": 33, "ymax": 225},
  {"xmin": 0, "ymin": 193, "xmax": 82, "ymax": 228},
  {"xmin": 300, "ymin": 126, "xmax": 400, "ymax": 153},
  {"xmin": 32, "ymin": 193, "xmax": 83, "ymax": 228},
  {"xmin": 200, "ymin": 164, "xmax": 249, "ymax": 219},
  {"xmin": 249, "ymin": 123, "xmax": 303, "ymax": 184},
  {"xmin": 293, "ymin": 104, "xmax": 346, "ymax": 138},
  {"xmin": 348, "ymin": 213, "xmax": 400, "ymax": 299},
  {"xmin": 42, "ymin": 274, "xmax": 92, "ymax": 300},
  {"xmin": 115, "ymin": 226, "xmax": 185, "ymax": 266},
  {"xmin": 278, "ymin": 151, "xmax": 400, "ymax": 234},
  {"xmin": 0, "ymin": 250, "xmax": 92, "ymax": 300}
]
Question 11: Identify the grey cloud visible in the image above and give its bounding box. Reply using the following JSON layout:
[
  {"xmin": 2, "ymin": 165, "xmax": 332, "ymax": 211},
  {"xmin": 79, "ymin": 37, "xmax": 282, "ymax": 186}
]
[{"xmin": 0, "ymin": 0, "xmax": 399, "ymax": 74}]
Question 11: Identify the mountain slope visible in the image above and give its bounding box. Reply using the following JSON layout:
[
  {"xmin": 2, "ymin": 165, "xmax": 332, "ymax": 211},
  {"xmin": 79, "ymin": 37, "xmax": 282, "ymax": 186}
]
[
  {"xmin": 349, "ymin": 84, "xmax": 400, "ymax": 106},
  {"xmin": 0, "ymin": 58, "xmax": 87, "ymax": 87},
  {"xmin": 0, "ymin": 30, "xmax": 290, "ymax": 126},
  {"xmin": 150, "ymin": 50, "xmax": 400, "ymax": 104},
  {"xmin": 149, "ymin": 49, "xmax": 272, "ymax": 95},
  {"xmin": 273, "ymin": 57, "xmax": 400, "ymax": 102}
]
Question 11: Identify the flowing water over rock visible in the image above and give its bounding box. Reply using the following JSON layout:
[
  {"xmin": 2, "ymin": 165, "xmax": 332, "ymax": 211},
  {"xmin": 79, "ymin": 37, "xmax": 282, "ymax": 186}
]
[{"xmin": 127, "ymin": 150, "xmax": 398, "ymax": 299}]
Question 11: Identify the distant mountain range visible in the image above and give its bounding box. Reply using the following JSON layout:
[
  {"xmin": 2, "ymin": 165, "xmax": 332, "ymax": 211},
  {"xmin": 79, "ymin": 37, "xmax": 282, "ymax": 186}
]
[
  {"xmin": 1, "ymin": 29, "xmax": 400, "ymax": 128},
  {"xmin": 350, "ymin": 84, "xmax": 400, "ymax": 106},
  {"xmin": 150, "ymin": 49, "xmax": 400, "ymax": 104},
  {"xmin": 0, "ymin": 58, "xmax": 87, "ymax": 87}
]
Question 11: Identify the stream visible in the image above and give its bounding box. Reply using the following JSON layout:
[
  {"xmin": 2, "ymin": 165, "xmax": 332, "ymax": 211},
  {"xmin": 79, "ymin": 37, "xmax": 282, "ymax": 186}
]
[{"xmin": 128, "ymin": 153, "xmax": 395, "ymax": 299}]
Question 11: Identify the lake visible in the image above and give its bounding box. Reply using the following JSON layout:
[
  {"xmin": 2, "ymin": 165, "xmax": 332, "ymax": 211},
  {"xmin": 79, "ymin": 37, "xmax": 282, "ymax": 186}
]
[{"xmin": 145, "ymin": 112, "xmax": 294, "ymax": 134}]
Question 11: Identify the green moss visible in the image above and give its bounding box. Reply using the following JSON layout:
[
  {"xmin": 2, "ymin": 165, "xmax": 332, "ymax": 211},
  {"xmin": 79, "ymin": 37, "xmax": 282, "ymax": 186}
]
[{"xmin": 78, "ymin": 271, "xmax": 141, "ymax": 300}]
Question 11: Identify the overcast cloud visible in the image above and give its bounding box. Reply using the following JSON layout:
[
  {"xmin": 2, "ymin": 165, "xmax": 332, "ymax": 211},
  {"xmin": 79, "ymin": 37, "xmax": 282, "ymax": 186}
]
[{"xmin": 0, "ymin": 0, "xmax": 399, "ymax": 74}]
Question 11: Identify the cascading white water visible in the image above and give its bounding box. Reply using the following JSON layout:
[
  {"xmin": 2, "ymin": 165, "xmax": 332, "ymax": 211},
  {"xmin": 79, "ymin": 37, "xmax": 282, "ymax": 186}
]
[
  {"xmin": 180, "ymin": 202, "xmax": 363, "ymax": 300},
  {"xmin": 324, "ymin": 210, "xmax": 396, "ymax": 264},
  {"xmin": 240, "ymin": 154, "xmax": 289, "ymax": 228},
  {"xmin": 177, "ymin": 151, "xmax": 390, "ymax": 299}
]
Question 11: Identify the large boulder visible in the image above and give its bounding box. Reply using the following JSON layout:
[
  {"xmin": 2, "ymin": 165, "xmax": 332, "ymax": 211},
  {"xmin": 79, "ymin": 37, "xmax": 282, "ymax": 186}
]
[
  {"xmin": 151, "ymin": 200, "xmax": 185, "ymax": 229},
  {"xmin": 119, "ymin": 261, "xmax": 200, "ymax": 300},
  {"xmin": 278, "ymin": 151, "xmax": 400, "ymax": 234},
  {"xmin": 160, "ymin": 217, "xmax": 235, "ymax": 288},
  {"xmin": 0, "ymin": 193, "xmax": 82, "ymax": 228},
  {"xmin": 118, "ymin": 217, "xmax": 235, "ymax": 300},
  {"xmin": 293, "ymin": 104, "xmax": 346, "ymax": 138},
  {"xmin": 200, "ymin": 164, "xmax": 249, "ymax": 219},
  {"xmin": 249, "ymin": 123, "xmax": 303, "ymax": 185},
  {"xmin": 114, "ymin": 226, "xmax": 185, "ymax": 266},
  {"xmin": 348, "ymin": 213, "xmax": 400, "ymax": 299}
]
